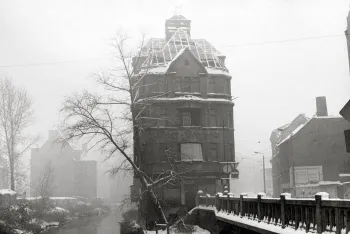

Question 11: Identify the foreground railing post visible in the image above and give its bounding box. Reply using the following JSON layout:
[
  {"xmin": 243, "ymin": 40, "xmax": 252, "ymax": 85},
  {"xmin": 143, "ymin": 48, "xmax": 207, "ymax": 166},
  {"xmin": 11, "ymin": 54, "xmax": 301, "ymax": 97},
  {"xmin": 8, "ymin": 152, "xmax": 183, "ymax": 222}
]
[
  {"xmin": 240, "ymin": 193, "xmax": 247, "ymax": 218},
  {"xmin": 280, "ymin": 194, "xmax": 286, "ymax": 229},
  {"xmin": 227, "ymin": 193, "xmax": 233, "ymax": 213},
  {"xmin": 216, "ymin": 193, "xmax": 222, "ymax": 211},
  {"xmin": 257, "ymin": 194, "xmax": 262, "ymax": 222},
  {"xmin": 315, "ymin": 194, "xmax": 322, "ymax": 234},
  {"xmin": 196, "ymin": 190, "xmax": 203, "ymax": 207}
]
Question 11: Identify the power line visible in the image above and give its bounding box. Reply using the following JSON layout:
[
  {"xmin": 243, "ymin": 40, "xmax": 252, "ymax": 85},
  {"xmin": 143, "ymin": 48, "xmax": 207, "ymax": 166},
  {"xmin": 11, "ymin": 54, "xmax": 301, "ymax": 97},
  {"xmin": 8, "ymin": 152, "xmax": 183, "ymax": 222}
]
[
  {"xmin": 0, "ymin": 33, "xmax": 345, "ymax": 68},
  {"xmin": 226, "ymin": 34, "xmax": 343, "ymax": 48},
  {"xmin": 0, "ymin": 55, "xmax": 114, "ymax": 68}
]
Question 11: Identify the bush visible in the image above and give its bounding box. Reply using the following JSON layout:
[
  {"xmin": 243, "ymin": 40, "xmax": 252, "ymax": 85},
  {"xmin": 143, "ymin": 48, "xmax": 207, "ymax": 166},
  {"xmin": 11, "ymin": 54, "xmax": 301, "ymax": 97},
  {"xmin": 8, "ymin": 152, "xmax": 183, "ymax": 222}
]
[
  {"xmin": 44, "ymin": 207, "xmax": 69, "ymax": 222},
  {"xmin": 120, "ymin": 220, "xmax": 144, "ymax": 234}
]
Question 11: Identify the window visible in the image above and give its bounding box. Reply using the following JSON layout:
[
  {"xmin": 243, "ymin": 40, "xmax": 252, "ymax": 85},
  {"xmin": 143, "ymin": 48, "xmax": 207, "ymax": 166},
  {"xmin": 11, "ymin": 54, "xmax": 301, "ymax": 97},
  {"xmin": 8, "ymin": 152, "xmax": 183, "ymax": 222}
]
[
  {"xmin": 182, "ymin": 112, "xmax": 191, "ymax": 126},
  {"xmin": 224, "ymin": 144, "xmax": 234, "ymax": 162},
  {"xmin": 208, "ymin": 78, "xmax": 215, "ymax": 93},
  {"xmin": 180, "ymin": 109, "xmax": 200, "ymax": 126},
  {"xmin": 227, "ymin": 110, "xmax": 233, "ymax": 128},
  {"xmin": 175, "ymin": 77, "xmax": 182, "ymax": 92},
  {"xmin": 191, "ymin": 78, "xmax": 200, "ymax": 93},
  {"xmin": 159, "ymin": 143, "xmax": 168, "ymax": 162},
  {"xmin": 208, "ymin": 144, "xmax": 218, "ymax": 161},
  {"xmin": 183, "ymin": 77, "xmax": 191, "ymax": 92},
  {"xmin": 158, "ymin": 108, "xmax": 167, "ymax": 127},
  {"xmin": 209, "ymin": 109, "xmax": 217, "ymax": 127},
  {"xmin": 180, "ymin": 143, "xmax": 203, "ymax": 161}
]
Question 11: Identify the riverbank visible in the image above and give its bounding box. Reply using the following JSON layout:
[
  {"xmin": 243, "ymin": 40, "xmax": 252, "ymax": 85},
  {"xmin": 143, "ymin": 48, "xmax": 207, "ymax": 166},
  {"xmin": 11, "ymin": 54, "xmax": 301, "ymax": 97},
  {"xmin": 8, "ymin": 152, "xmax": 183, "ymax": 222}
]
[{"xmin": 0, "ymin": 199, "xmax": 111, "ymax": 234}]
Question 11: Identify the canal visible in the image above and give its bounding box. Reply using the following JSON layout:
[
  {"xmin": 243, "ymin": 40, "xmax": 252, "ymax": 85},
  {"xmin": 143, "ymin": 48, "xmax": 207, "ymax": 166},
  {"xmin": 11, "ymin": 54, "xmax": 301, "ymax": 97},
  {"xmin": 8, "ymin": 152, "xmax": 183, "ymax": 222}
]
[{"xmin": 44, "ymin": 207, "xmax": 122, "ymax": 234}]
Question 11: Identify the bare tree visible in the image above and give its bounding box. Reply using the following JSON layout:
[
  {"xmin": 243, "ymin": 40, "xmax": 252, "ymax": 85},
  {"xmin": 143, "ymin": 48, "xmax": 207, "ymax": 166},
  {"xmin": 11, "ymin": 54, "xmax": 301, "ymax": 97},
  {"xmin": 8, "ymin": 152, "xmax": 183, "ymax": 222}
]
[
  {"xmin": 60, "ymin": 32, "xmax": 184, "ymax": 225},
  {"xmin": 0, "ymin": 78, "xmax": 37, "ymax": 191},
  {"xmin": 37, "ymin": 161, "xmax": 55, "ymax": 199}
]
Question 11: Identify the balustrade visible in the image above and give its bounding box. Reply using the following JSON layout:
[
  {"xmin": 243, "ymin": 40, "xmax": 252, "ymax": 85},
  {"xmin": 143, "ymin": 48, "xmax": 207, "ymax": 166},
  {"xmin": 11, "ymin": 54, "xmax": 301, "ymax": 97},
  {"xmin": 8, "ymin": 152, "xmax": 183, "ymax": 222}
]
[{"xmin": 195, "ymin": 191, "xmax": 350, "ymax": 234}]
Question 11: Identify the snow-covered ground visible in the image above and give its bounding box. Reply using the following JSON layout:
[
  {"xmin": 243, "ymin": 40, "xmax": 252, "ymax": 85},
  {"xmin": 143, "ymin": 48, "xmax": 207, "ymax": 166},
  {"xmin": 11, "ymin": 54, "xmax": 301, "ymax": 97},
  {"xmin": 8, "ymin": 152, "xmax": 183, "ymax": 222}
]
[{"xmin": 145, "ymin": 225, "xmax": 210, "ymax": 234}]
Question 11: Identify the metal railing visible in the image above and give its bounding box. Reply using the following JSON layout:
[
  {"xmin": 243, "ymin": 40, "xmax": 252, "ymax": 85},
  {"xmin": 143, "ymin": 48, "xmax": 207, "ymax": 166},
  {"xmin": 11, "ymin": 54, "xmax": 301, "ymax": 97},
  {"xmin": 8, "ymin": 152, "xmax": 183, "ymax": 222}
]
[{"xmin": 195, "ymin": 191, "xmax": 350, "ymax": 234}]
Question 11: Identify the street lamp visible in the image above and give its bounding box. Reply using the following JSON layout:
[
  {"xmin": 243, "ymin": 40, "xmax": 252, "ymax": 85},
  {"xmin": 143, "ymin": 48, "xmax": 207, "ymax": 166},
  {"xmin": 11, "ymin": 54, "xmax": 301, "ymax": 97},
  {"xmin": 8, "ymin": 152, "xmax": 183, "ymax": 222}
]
[{"xmin": 254, "ymin": 151, "xmax": 266, "ymax": 194}]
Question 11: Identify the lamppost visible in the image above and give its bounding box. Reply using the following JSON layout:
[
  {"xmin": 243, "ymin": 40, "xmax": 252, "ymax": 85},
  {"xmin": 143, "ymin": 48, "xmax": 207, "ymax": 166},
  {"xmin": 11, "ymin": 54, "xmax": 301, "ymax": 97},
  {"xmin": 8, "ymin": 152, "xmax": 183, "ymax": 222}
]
[{"xmin": 254, "ymin": 151, "xmax": 266, "ymax": 194}]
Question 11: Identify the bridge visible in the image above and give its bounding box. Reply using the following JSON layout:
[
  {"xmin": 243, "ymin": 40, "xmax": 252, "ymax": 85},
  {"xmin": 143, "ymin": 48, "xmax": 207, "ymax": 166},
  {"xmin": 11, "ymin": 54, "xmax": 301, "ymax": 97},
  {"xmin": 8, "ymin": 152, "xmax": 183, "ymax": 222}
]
[{"xmin": 189, "ymin": 190, "xmax": 350, "ymax": 234}]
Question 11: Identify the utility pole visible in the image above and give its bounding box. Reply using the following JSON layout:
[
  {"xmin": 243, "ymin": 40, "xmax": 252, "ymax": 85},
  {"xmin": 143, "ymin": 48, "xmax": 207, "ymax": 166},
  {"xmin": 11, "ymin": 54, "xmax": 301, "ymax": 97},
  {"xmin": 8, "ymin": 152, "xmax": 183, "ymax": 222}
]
[{"xmin": 255, "ymin": 151, "xmax": 266, "ymax": 194}]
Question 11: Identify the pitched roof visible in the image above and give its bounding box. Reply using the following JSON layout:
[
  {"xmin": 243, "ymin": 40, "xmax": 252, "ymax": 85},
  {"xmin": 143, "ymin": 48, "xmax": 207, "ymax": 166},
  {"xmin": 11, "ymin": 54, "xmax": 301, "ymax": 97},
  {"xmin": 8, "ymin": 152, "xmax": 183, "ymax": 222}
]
[{"xmin": 277, "ymin": 116, "xmax": 345, "ymax": 146}]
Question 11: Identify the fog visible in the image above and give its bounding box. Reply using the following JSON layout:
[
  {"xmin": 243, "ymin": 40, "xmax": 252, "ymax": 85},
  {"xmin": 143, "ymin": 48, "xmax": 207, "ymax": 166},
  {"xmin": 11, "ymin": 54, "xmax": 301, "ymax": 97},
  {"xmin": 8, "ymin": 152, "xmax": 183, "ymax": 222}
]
[{"xmin": 1, "ymin": 0, "xmax": 349, "ymax": 200}]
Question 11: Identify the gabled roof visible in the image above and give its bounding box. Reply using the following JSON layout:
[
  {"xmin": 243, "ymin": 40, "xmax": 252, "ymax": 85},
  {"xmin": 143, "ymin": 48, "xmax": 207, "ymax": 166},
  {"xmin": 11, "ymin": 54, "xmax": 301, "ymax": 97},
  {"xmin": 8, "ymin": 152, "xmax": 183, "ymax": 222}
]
[{"xmin": 165, "ymin": 47, "xmax": 207, "ymax": 74}]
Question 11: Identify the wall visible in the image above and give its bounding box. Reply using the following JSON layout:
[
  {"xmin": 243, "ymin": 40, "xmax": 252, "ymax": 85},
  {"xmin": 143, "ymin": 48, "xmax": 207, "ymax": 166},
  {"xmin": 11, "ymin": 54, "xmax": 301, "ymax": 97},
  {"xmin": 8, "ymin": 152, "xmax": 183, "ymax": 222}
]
[{"xmin": 273, "ymin": 117, "xmax": 350, "ymax": 197}]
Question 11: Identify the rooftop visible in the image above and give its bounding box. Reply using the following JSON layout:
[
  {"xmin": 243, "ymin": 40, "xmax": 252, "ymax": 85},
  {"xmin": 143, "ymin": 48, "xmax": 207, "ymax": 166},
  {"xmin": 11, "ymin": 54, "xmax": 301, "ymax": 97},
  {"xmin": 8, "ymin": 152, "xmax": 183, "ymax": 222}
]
[{"xmin": 139, "ymin": 15, "xmax": 227, "ymax": 73}]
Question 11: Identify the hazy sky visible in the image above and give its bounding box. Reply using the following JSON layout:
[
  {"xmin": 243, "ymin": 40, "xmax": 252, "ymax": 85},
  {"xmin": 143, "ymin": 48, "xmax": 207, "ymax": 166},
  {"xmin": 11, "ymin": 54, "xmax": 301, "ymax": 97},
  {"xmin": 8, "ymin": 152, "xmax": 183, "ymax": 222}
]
[{"xmin": 1, "ymin": 0, "xmax": 350, "ymax": 174}]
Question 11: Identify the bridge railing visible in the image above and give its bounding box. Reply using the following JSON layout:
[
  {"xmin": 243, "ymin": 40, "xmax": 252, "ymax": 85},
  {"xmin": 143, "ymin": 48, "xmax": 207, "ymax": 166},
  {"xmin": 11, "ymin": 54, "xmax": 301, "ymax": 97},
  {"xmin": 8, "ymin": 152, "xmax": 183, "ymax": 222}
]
[{"xmin": 195, "ymin": 191, "xmax": 350, "ymax": 234}]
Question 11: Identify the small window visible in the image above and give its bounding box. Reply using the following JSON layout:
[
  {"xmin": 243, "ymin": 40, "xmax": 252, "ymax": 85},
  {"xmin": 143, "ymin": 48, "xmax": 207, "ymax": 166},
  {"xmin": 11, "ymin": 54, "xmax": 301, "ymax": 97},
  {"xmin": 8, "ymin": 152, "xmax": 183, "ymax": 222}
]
[
  {"xmin": 184, "ymin": 60, "xmax": 189, "ymax": 66},
  {"xmin": 180, "ymin": 143, "xmax": 203, "ymax": 161},
  {"xmin": 191, "ymin": 78, "xmax": 200, "ymax": 93},
  {"xmin": 209, "ymin": 109, "xmax": 217, "ymax": 127},
  {"xmin": 208, "ymin": 78, "xmax": 215, "ymax": 93},
  {"xmin": 224, "ymin": 144, "xmax": 234, "ymax": 162},
  {"xmin": 159, "ymin": 143, "xmax": 168, "ymax": 162},
  {"xmin": 208, "ymin": 144, "xmax": 218, "ymax": 161},
  {"xmin": 182, "ymin": 112, "xmax": 191, "ymax": 126}
]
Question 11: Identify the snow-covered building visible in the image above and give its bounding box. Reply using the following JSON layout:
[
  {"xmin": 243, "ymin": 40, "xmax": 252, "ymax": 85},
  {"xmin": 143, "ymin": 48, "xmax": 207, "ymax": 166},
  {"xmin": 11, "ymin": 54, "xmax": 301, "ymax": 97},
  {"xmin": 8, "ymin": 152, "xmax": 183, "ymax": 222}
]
[
  {"xmin": 271, "ymin": 97, "xmax": 350, "ymax": 197},
  {"xmin": 131, "ymin": 15, "xmax": 238, "ymax": 223}
]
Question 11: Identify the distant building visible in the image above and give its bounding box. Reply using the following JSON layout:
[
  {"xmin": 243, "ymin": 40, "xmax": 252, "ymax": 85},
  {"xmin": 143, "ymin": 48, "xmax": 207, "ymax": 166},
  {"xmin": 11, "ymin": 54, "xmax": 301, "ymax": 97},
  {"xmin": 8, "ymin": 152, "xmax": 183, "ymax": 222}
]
[
  {"xmin": 271, "ymin": 97, "xmax": 350, "ymax": 197},
  {"xmin": 131, "ymin": 14, "xmax": 238, "ymax": 222},
  {"xmin": 30, "ymin": 130, "xmax": 97, "ymax": 198}
]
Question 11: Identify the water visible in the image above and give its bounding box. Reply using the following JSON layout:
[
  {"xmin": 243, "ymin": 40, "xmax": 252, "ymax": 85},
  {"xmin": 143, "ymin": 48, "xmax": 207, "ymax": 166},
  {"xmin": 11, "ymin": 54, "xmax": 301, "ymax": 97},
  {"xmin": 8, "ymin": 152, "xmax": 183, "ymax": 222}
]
[{"xmin": 44, "ymin": 209, "xmax": 122, "ymax": 234}]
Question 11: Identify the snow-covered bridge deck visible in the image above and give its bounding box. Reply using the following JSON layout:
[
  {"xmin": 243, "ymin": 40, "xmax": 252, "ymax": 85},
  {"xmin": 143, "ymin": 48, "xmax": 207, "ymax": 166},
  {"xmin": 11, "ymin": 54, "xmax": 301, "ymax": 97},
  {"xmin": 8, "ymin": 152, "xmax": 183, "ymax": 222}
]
[{"xmin": 195, "ymin": 191, "xmax": 350, "ymax": 234}]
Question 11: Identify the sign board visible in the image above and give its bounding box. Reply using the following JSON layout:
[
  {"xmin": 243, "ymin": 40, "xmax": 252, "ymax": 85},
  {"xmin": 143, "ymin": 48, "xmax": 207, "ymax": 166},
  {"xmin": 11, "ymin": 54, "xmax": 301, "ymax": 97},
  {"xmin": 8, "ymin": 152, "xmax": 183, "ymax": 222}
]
[{"xmin": 290, "ymin": 166, "xmax": 323, "ymax": 186}]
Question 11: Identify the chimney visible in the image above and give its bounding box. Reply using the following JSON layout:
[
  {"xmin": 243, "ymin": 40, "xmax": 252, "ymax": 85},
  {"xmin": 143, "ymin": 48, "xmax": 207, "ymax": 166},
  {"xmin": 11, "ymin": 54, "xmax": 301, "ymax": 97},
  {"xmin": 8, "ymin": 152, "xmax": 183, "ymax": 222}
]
[{"xmin": 316, "ymin": 96, "xmax": 328, "ymax": 117}]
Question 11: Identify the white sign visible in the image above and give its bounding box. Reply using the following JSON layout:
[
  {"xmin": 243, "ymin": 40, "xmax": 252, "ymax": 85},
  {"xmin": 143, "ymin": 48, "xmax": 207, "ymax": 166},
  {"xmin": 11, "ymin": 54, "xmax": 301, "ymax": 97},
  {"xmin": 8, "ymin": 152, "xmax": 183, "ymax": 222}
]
[{"xmin": 290, "ymin": 166, "xmax": 323, "ymax": 186}]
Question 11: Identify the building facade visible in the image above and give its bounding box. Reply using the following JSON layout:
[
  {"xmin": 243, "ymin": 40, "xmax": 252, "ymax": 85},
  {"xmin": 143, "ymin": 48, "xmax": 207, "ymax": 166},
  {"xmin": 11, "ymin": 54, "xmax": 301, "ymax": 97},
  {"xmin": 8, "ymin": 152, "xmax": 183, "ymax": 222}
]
[
  {"xmin": 271, "ymin": 97, "xmax": 350, "ymax": 197},
  {"xmin": 30, "ymin": 130, "xmax": 97, "ymax": 198},
  {"xmin": 131, "ymin": 15, "xmax": 238, "ymax": 221}
]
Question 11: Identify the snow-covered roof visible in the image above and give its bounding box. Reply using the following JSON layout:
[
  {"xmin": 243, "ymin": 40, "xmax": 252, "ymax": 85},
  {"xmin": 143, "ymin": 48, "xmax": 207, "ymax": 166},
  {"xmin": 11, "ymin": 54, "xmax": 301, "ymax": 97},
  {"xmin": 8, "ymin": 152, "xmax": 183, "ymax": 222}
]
[
  {"xmin": 139, "ymin": 30, "xmax": 227, "ymax": 72},
  {"xmin": 277, "ymin": 123, "xmax": 306, "ymax": 146},
  {"xmin": 136, "ymin": 95, "xmax": 234, "ymax": 105},
  {"xmin": 0, "ymin": 189, "xmax": 16, "ymax": 195}
]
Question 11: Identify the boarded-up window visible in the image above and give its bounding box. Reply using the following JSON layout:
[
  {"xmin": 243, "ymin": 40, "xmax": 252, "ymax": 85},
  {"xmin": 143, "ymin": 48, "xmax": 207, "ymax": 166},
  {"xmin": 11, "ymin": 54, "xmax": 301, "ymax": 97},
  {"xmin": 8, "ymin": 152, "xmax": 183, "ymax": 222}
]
[
  {"xmin": 181, "ymin": 143, "xmax": 203, "ymax": 161},
  {"xmin": 175, "ymin": 77, "xmax": 182, "ymax": 91},
  {"xmin": 208, "ymin": 143, "xmax": 218, "ymax": 161}
]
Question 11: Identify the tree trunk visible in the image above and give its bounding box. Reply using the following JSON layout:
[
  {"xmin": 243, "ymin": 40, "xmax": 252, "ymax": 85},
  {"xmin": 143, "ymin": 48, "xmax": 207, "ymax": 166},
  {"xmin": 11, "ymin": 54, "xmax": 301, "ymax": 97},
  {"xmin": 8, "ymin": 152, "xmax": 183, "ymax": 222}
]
[{"xmin": 9, "ymin": 158, "xmax": 15, "ymax": 191}]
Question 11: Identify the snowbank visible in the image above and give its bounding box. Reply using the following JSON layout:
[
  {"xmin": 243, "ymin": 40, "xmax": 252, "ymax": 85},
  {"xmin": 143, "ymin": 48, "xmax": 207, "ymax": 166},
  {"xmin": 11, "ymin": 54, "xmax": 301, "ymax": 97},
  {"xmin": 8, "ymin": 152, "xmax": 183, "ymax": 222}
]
[
  {"xmin": 145, "ymin": 225, "xmax": 210, "ymax": 234},
  {"xmin": 0, "ymin": 189, "xmax": 16, "ymax": 195}
]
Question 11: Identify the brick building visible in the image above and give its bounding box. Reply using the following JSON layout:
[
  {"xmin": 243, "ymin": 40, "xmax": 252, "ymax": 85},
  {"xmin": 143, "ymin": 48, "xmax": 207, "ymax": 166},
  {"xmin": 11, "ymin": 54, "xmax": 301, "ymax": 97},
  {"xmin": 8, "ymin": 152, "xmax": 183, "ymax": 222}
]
[
  {"xmin": 30, "ymin": 130, "xmax": 97, "ymax": 198},
  {"xmin": 131, "ymin": 15, "xmax": 238, "ymax": 221},
  {"xmin": 271, "ymin": 97, "xmax": 350, "ymax": 197}
]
